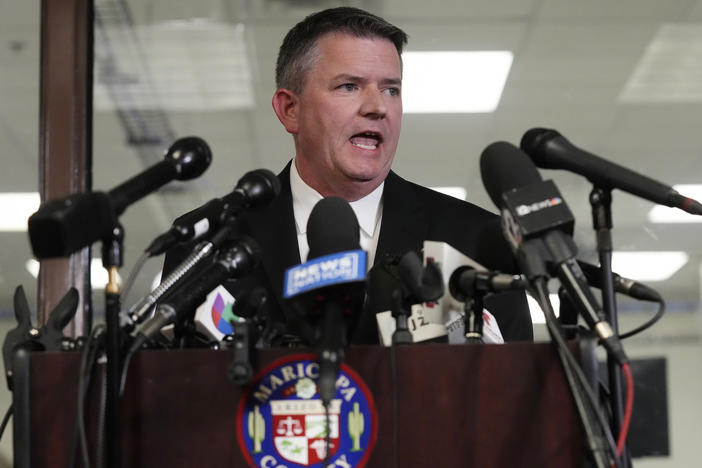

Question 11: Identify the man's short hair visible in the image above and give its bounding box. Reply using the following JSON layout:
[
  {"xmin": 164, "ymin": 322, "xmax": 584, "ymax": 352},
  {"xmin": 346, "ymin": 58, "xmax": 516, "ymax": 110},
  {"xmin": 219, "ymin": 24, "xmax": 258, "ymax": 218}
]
[{"xmin": 275, "ymin": 7, "xmax": 408, "ymax": 93}]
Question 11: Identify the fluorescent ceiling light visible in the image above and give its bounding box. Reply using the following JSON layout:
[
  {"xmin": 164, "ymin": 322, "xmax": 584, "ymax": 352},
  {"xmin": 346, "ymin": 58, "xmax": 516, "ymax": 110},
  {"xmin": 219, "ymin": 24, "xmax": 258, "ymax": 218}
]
[
  {"xmin": 26, "ymin": 258, "xmax": 109, "ymax": 289},
  {"xmin": 648, "ymin": 184, "xmax": 702, "ymax": 223},
  {"xmin": 611, "ymin": 251, "xmax": 689, "ymax": 282},
  {"xmin": 527, "ymin": 293, "xmax": 560, "ymax": 325},
  {"xmin": 0, "ymin": 192, "xmax": 40, "ymax": 232},
  {"xmin": 402, "ymin": 51, "xmax": 513, "ymax": 113},
  {"xmin": 94, "ymin": 20, "xmax": 254, "ymax": 111},
  {"xmin": 619, "ymin": 23, "xmax": 702, "ymax": 103},
  {"xmin": 430, "ymin": 186, "xmax": 467, "ymax": 200}
]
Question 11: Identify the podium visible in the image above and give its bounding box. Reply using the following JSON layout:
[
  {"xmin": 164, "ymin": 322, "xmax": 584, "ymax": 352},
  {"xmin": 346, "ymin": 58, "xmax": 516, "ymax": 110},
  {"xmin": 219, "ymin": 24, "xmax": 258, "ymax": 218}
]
[{"xmin": 18, "ymin": 342, "xmax": 588, "ymax": 467}]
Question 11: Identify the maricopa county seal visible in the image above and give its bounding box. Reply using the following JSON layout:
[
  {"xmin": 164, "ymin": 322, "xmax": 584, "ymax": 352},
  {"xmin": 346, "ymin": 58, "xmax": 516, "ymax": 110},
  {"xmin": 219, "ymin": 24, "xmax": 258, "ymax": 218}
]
[{"xmin": 236, "ymin": 354, "xmax": 377, "ymax": 467}]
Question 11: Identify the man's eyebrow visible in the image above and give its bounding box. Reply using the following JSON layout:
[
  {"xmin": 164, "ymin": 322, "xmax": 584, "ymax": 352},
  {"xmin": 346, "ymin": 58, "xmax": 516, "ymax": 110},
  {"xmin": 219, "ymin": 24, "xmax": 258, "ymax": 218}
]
[
  {"xmin": 331, "ymin": 74, "xmax": 402, "ymax": 85},
  {"xmin": 381, "ymin": 78, "xmax": 402, "ymax": 86},
  {"xmin": 332, "ymin": 74, "xmax": 364, "ymax": 82}
]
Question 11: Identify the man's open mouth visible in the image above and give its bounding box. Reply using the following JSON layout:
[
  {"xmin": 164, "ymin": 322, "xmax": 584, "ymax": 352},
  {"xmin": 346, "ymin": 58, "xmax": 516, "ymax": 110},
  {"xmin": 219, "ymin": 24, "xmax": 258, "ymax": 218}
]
[{"xmin": 350, "ymin": 131, "xmax": 383, "ymax": 150}]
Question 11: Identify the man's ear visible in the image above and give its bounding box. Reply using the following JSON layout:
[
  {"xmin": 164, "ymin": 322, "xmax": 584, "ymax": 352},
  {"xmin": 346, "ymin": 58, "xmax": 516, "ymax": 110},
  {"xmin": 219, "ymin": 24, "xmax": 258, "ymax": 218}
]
[{"xmin": 272, "ymin": 88, "xmax": 299, "ymax": 134}]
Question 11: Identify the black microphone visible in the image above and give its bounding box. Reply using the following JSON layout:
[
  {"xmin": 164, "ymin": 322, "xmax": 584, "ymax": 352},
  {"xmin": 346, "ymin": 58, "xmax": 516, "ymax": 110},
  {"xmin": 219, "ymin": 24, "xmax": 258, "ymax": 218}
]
[
  {"xmin": 480, "ymin": 141, "xmax": 572, "ymax": 281},
  {"xmin": 28, "ymin": 137, "xmax": 212, "ymax": 258},
  {"xmin": 480, "ymin": 166, "xmax": 660, "ymax": 305},
  {"xmin": 146, "ymin": 169, "xmax": 281, "ymax": 256},
  {"xmin": 129, "ymin": 237, "xmax": 259, "ymax": 351},
  {"xmin": 283, "ymin": 197, "xmax": 366, "ymax": 406},
  {"xmin": 577, "ymin": 261, "xmax": 662, "ymax": 302},
  {"xmin": 449, "ymin": 266, "xmax": 527, "ymax": 302},
  {"xmin": 521, "ymin": 128, "xmax": 702, "ymax": 215},
  {"xmin": 481, "ymin": 141, "xmax": 626, "ymax": 363}
]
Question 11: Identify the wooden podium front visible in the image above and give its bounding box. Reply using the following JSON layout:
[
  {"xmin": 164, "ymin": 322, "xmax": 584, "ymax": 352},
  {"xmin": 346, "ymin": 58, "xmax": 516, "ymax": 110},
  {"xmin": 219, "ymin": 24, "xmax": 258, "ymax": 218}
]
[{"xmin": 22, "ymin": 342, "xmax": 584, "ymax": 467}]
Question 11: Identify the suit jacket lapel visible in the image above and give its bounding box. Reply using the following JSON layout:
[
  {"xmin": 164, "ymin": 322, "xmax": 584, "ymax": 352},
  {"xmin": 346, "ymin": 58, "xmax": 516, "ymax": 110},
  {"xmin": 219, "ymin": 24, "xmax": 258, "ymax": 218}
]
[
  {"xmin": 245, "ymin": 161, "xmax": 300, "ymax": 301},
  {"xmin": 375, "ymin": 171, "xmax": 429, "ymax": 261}
]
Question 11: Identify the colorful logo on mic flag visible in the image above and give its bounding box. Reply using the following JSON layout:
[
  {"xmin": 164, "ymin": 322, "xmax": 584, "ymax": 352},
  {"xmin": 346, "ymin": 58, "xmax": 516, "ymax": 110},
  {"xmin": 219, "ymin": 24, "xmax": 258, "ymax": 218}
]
[
  {"xmin": 194, "ymin": 285, "xmax": 242, "ymax": 340},
  {"xmin": 237, "ymin": 354, "xmax": 377, "ymax": 468},
  {"xmin": 211, "ymin": 292, "xmax": 236, "ymax": 334}
]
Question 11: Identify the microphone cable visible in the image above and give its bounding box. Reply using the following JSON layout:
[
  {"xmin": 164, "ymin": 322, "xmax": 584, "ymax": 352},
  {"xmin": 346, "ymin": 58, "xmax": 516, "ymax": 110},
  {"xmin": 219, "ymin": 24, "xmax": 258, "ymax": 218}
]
[
  {"xmin": 532, "ymin": 279, "xmax": 620, "ymax": 468},
  {"xmin": 68, "ymin": 324, "xmax": 106, "ymax": 468},
  {"xmin": 617, "ymin": 364, "xmax": 635, "ymax": 457},
  {"xmin": 0, "ymin": 405, "xmax": 12, "ymax": 442},
  {"xmin": 119, "ymin": 249, "xmax": 150, "ymax": 307},
  {"xmin": 618, "ymin": 298, "xmax": 665, "ymax": 340},
  {"xmin": 322, "ymin": 403, "xmax": 332, "ymax": 468}
]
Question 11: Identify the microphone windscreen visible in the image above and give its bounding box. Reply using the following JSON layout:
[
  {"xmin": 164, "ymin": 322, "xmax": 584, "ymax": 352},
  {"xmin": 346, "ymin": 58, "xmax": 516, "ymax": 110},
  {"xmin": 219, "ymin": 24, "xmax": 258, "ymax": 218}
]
[
  {"xmin": 235, "ymin": 169, "xmax": 281, "ymax": 207},
  {"xmin": 480, "ymin": 141, "xmax": 543, "ymax": 208},
  {"xmin": 519, "ymin": 128, "xmax": 562, "ymax": 165},
  {"xmin": 306, "ymin": 197, "xmax": 360, "ymax": 259},
  {"xmin": 165, "ymin": 136, "xmax": 213, "ymax": 180},
  {"xmin": 365, "ymin": 257, "xmax": 401, "ymax": 314}
]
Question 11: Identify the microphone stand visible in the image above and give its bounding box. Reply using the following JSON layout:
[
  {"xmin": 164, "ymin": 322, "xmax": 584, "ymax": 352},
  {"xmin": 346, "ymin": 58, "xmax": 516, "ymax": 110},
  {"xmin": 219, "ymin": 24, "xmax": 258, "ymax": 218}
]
[
  {"xmin": 102, "ymin": 224, "xmax": 124, "ymax": 468},
  {"xmin": 390, "ymin": 289, "xmax": 413, "ymax": 345},
  {"xmin": 589, "ymin": 187, "xmax": 630, "ymax": 468},
  {"xmin": 463, "ymin": 294, "xmax": 484, "ymax": 343}
]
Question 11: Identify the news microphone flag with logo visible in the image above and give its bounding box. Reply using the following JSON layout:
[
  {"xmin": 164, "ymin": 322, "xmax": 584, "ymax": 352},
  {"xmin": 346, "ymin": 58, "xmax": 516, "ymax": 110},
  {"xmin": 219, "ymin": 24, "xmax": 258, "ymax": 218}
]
[
  {"xmin": 283, "ymin": 250, "xmax": 366, "ymax": 299},
  {"xmin": 193, "ymin": 285, "xmax": 244, "ymax": 340}
]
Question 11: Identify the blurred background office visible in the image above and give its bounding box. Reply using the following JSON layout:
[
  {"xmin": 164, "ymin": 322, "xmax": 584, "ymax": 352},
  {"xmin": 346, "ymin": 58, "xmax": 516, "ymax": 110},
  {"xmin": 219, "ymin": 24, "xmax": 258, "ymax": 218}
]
[{"xmin": 1, "ymin": 0, "xmax": 701, "ymax": 465}]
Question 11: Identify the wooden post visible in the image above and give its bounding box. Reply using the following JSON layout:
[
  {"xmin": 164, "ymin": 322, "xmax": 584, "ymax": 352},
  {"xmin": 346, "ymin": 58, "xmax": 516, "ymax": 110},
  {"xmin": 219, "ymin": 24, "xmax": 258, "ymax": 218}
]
[{"xmin": 37, "ymin": 0, "xmax": 93, "ymax": 336}]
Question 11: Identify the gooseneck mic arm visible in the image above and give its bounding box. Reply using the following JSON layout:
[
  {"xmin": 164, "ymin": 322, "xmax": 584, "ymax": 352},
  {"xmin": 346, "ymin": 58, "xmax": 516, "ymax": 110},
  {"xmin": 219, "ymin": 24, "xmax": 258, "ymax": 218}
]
[{"xmin": 128, "ymin": 237, "xmax": 260, "ymax": 353}]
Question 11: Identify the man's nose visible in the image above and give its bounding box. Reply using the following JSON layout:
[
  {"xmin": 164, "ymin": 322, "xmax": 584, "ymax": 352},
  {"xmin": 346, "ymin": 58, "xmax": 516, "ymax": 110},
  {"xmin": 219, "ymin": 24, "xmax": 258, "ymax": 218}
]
[{"xmin": 359, "ymin": 88, "xmax": 387, "ymax": 119}]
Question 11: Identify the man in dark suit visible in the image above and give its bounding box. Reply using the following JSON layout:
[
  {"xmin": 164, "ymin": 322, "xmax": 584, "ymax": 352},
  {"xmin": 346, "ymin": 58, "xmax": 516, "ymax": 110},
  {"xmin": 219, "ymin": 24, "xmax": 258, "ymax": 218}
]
[{"xmin": 229, "ymin": 7, "xmax": 533, "ymax": 344}]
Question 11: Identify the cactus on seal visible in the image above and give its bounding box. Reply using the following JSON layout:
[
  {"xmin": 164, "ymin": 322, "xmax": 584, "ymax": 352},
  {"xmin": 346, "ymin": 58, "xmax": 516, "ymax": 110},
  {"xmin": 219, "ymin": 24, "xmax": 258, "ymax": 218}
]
[
  {"xmin": 347, "ymin": 402, "xmax": 364, "ymax": 451},
  {"xmin": 248, "ymin": 405, "xmax": 265, "ymax": 453}
]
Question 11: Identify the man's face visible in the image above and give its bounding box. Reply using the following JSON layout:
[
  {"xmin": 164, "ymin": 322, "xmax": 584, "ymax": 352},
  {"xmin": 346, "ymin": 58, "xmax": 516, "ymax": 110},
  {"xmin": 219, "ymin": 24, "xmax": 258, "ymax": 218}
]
[{"xmin": 291, "ymin": 33, "xmax": 403, "ymax": 199}]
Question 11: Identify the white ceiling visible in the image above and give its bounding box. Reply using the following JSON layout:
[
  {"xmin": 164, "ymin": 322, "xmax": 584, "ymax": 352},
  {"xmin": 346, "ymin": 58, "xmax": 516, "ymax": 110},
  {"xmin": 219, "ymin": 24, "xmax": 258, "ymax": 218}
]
[{"xmin": 2, "ymin": 0, "xmax": 702, "ymax": 317}]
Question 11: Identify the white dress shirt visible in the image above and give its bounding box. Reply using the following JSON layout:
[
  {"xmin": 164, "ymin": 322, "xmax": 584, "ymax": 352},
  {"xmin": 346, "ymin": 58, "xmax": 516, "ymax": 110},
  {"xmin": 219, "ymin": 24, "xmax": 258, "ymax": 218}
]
[{"xmin": 290, "ymin": 159, "xmax": 383, "ymax": 269}]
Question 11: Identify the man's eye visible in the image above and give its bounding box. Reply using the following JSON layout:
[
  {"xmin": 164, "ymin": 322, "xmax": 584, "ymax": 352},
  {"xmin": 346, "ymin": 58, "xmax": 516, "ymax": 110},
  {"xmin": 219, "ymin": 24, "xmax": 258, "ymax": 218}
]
[
  {"xmin": 385, "ymin": 87, "xmax": 400, "ymax": 96},
  {"xmin": 339, "ymin": 83, "xmax": 357, "ymax": 91}
]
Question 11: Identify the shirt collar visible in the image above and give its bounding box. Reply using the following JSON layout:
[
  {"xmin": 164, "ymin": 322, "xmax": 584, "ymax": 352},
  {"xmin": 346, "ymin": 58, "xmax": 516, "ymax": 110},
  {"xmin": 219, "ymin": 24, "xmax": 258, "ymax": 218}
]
[{"xmin": 290, "ymin": 159, "xmax": 384, "ymax": 238}]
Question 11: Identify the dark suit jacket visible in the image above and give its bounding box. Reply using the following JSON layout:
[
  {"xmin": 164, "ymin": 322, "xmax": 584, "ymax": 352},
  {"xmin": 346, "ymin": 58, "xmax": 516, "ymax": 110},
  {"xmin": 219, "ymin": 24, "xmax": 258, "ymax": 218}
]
[{"xmin": 229, "ymin": 161, "xmax": 533, "ymax": 343}]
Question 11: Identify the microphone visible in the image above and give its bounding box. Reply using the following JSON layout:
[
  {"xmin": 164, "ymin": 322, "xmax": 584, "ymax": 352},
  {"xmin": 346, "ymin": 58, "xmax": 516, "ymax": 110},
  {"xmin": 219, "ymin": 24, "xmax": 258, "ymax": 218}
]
[
  {"xmin": 474, "ymin": 213, "xmax": 660, "ymax": 302},
  {"xmin": 521, "ymin": 128, "xmax": 702, "ymax": 215},
  {"xmin": 225, "ymin": 287, "xmax": 270, "ymax": 386},
  {"xmin": 448, "ymin": 265, "xmax": 526, "ymax": 343},
  {"xmin": 391, "ymin": 251, "xmax": 444, "ymax": 344},
  {"xmin": 28, "ymin": 136, "xmax": 212, "ymax": 258},
  {"xmin": 480, "ymin": 141, "xmax": 626, "ymax": 363},
  {"xmin": 126, "ymin": 169, "xmax": 279, "ymax": 326},
  {"xmin": 577, "ymin": 261, "xmax": 661, "ymax": 303},
  {"xmin": 448, "ymin": 266, "xmax": 527, "ymax": 302},
  {"xmin": 129, "ymin": 237, "xmax": 259, "ymax": 351},
  {"xmin": 146, "ymin": 169, "xmax": 281, "ymax": 256},
  {"xmin": 283, "ymin": 197, "xmax": 366, "ymax": 406}
]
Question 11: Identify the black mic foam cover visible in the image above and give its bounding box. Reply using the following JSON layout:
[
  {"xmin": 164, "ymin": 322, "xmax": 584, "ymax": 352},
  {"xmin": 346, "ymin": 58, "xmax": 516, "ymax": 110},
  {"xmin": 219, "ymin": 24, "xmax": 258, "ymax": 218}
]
[
  {"xmin": 235, "ymin": 169, "xmax": 281, "ymax": 208},
  {"xmin": 306, "ymin": 196, "xmax": 360, "ymax": 259},
  {"xmin": 165, "ymin": 136, "xmax": 213, "ymax": 180},
  {"xmin": 480, "ymin": 141, "xmax": 543, "ymax": 209},
  {"xmin": 519, "ymin": 128, "xmax": 563, "ymax": 166}
]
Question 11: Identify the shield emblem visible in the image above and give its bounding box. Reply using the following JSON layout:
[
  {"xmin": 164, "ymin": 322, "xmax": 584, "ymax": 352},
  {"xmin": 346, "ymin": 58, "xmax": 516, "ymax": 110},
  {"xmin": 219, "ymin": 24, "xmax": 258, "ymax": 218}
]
[{"xmin": 271, "ymin": 399, "xmax": 341, "ymax": 465}]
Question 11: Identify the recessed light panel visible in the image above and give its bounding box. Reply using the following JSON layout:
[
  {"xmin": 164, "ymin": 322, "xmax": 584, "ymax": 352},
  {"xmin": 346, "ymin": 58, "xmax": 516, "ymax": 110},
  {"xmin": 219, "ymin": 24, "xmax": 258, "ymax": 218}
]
[
  {"xmin": 0, "ymin": 192, "xmax": 40, "ymax": 232},
  {"xmin": 402, "ymin": 51, "xmax": 513, "ymax": 113},
  {"xmin": 94, "ymin": 20, "xmax": 254, "ymax": 111},
  {"xmin": 619, "ymin": 23, "xmax": 702, "ymax": 103},
  {"xmin": 611, "ymin": 251, "xmax": 689, "ymax": 282},
  {"xmin": 26, "ymin": 258, "xmax": 109, "ymax": 289}
]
